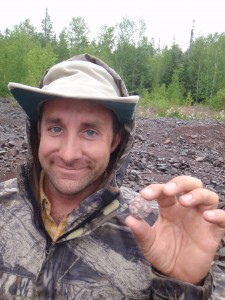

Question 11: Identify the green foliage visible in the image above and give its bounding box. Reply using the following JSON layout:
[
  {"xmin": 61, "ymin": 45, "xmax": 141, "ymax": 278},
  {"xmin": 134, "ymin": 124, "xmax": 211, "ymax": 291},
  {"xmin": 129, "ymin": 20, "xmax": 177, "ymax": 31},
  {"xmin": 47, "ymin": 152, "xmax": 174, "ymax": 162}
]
[
  {"xmin": 67, "ymin": 17, "xmax": 90, "ymax": 55},
  {"xmin": 183, "ymin": 91, "xmax": 193, "ymax": 106},
  {"xmin": 1, "ymin": 11, "xmax": 225, "ymax": 121},
  {"xmin": 94, "ymin": 25, "xmax": 115, "ymax": 66},
  {"xmin": 25, "ymin": 44, "xmax": 57, "ymax": 86},
  {"xmin": 0, "ymin": 19, "xmax": 56, "ymax": 96},
  {"xmin": 165, "ymin": 107, "xmax": 186, "ymax": 118},
  {"xmin": 139, "ymin": 84, "xmax": 170, "ymax": 116},
  {"xmin": 138, "ymin": 89, "xmax": 152, "ymax": 107},
  {"xmin": 113, "ymin": 18, "xmax": 154, "ymax": 93},
  {"xmin": 54, "ymin": 29, "xmax": 70, "ymax": 62},
  {"xmin": 167, "ymin": 67, "xmax": 184, "ymax": 105},
  {"xmin": 150, "ymin": 84, "xmax": 168, "ymax": 105},
  {"xmin": 39, "ymin": 8, "xmax": 55, "ymax": 47},
  {"xmin": 206, "ymin": 88, "xmax": 225, "ymax": 111}
]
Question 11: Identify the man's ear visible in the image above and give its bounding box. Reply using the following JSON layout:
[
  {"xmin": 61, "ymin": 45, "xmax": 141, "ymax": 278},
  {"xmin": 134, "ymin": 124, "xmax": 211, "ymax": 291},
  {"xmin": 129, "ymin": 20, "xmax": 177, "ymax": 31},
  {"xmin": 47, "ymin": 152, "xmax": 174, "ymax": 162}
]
[{"xmin": 111, "ymin": 130, "xmax": 121, "ymax": 153}]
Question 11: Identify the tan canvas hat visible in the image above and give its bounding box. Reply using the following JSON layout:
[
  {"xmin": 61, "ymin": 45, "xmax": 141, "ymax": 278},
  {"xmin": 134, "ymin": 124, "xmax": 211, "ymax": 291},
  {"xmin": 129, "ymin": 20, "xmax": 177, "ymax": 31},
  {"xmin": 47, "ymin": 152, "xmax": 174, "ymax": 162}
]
[{"xmin": 8, "ymin": 54, "xmax": 139, "ymax": 124}]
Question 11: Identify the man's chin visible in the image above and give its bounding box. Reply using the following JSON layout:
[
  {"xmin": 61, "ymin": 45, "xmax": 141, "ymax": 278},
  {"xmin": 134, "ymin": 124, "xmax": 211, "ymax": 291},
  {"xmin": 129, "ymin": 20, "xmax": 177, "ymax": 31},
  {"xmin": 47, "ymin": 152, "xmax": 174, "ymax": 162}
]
[
  {"xmin": 55, "ymin": 170, "xmax": 87, "ymax": 180},
  {"xmin": 53, "ymin": 179, "xmax": 85, "ymax": 195},
  {"xmin": 48, "ymin": 176, "xmax": 98, "ymax": 197},
  {"xmin": 45, "ymin": 171, "xmax": 102, "ymax": 198}
]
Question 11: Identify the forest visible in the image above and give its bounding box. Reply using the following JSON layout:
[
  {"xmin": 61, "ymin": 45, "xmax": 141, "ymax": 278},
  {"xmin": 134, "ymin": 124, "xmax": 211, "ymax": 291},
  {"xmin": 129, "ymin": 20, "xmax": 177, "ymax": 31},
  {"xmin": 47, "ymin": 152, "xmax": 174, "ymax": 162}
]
[{"xmin": 0, "ymin": 9, "xmax": 225, "ymax": 115}]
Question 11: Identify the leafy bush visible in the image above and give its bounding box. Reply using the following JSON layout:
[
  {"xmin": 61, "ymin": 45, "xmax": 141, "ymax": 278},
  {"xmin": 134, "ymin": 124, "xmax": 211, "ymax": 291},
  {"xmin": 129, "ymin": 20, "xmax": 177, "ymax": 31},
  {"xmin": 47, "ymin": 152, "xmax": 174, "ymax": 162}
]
[{"xmin": 206, "ymin": 89, "xmax": 225, "ymax": 111}]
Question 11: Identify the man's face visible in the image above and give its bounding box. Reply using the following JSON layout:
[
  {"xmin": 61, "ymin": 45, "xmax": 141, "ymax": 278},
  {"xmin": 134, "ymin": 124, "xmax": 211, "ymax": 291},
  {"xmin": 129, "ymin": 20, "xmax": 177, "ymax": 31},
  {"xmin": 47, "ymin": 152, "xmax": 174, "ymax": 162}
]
[{"xmin": 38, "ymin": 99, "xmax": 120, "ymax": 200}]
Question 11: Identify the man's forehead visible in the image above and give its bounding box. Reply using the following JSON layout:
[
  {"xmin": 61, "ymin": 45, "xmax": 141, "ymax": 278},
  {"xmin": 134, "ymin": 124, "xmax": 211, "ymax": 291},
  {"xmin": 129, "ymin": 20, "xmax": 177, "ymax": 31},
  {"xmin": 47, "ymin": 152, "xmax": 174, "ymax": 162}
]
[
  {"xmin": 42, "ymin": 98, "xmax": 112, "ymax": 114},
  {"xmin": 40, "ymin": 99, "xmax": 114, "ymax": 125}
]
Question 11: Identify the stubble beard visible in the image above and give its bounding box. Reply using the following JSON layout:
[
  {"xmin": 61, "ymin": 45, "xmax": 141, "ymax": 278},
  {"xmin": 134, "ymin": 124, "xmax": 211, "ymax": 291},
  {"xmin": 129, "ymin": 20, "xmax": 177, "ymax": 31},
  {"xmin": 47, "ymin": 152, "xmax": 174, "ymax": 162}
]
[{"xmin": 45, "ymin": 166, "xmax": 104, "ymax": 200}]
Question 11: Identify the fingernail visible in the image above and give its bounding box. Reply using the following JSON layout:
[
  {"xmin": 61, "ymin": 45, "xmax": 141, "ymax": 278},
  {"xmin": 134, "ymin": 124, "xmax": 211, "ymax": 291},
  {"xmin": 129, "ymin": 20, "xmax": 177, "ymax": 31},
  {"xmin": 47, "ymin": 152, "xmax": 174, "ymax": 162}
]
[
  {"xmin": 205, "ymin": 211, "xmax": 216, "ymax": 218},
  {"xmin": 141, "ymin": 188, "xmax": 153, "ymax": 197},
  {"xmin": 180, "ymin": 193, "xmax": 192, "ymax": 202},
  {"xmin": 164, "ymin": 182, "xmax": 177, "ymax": 192}
]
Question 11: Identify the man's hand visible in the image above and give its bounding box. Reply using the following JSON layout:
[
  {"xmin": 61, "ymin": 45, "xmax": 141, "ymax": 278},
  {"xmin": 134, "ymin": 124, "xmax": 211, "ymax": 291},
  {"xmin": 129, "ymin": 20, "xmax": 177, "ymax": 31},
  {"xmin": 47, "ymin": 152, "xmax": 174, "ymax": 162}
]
[{"xmin": 126, "ymin": 176, "xmax": 225, "ymax": 284}]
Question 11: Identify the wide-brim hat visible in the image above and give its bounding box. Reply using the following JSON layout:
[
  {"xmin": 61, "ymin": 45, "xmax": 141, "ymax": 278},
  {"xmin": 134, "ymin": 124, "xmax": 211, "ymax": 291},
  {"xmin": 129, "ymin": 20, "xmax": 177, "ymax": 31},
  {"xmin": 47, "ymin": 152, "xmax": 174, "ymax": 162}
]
[{"xmin": 8, "ymin": 56, "xmax": 139, "ymax": 124}]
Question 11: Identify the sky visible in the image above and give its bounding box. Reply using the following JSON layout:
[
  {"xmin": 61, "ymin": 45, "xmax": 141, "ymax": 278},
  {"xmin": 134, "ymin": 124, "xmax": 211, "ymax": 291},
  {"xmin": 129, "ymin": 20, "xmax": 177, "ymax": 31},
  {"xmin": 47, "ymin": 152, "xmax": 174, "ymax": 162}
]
[{"xmin": 1, "ymin": 0, "xmax": 225, "ymax": 50}]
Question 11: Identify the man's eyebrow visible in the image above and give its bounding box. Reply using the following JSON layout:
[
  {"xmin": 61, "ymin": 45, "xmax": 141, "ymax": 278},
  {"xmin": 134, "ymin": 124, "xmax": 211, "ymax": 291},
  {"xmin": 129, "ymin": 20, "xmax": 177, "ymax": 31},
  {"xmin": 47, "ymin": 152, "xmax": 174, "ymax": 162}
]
[
  {"xmin": 82, "ymin": 121, "xmax": 104, "ymax": 128},
  {"xmin": 44, "ymin": 117, "xmax": 62, "ymax": 124},
  {"xmin": 43, "ymin": 118, "xmax": 105, "ymax": 128}
]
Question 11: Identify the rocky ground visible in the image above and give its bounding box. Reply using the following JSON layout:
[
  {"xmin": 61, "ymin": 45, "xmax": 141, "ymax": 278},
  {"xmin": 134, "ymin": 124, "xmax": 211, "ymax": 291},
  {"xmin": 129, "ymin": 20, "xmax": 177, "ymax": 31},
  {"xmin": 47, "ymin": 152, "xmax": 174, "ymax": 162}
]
[{"xmin": 1, "ymin": 98, "xmax": 225, "ymax": 203}]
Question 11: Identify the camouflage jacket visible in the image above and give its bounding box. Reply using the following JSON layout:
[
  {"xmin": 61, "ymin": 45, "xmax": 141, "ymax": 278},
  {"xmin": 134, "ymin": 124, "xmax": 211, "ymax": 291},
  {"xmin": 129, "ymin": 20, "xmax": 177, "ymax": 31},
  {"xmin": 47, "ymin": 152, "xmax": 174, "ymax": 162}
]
[
  {"xmin": 1, "ymin": 53, "xmax": 224, "ymax": 299},
  {"xmin": 1, "ymin": 166, "xmax": 225, "ymax": 299}
]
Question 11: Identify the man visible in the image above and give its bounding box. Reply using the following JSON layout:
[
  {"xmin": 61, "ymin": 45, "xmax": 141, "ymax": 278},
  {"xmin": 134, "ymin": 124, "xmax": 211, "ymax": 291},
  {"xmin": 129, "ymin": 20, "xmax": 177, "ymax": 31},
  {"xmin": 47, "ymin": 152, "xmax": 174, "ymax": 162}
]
[{"xmin": 0, "ymin": 53, "xmax": 224, "ymax": 299}]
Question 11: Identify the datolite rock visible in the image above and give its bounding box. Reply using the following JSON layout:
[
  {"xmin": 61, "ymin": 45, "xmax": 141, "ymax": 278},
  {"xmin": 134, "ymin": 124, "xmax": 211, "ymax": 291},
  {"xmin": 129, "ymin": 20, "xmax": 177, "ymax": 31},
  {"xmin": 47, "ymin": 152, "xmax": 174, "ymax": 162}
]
[{"xmin": 129, "ymin": 195, "xmax": 152, "ymax": 219}]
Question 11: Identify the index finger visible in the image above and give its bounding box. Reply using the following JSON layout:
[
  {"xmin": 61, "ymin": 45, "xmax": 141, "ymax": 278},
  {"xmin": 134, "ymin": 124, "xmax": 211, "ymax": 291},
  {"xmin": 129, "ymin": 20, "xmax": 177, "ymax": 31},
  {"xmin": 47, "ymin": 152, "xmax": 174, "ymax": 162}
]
[
  {"xmin": 163, "ymin": 175, "xmax": 203, "ymax": 196},
  {"xmin": 141, "ymin": 176, "xmax": 203, "ymax": 200},
  {"xmin": 140, "ymin": 176, "xmax": 204, "ymax": 208}
]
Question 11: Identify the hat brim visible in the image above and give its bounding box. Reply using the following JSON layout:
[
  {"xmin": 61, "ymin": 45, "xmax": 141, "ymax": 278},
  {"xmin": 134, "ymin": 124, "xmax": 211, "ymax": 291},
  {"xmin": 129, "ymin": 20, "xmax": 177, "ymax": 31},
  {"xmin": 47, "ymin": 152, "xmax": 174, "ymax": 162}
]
[{"xmin": 8, "ymin": 82, "xmax": 139, "ymax": 124}]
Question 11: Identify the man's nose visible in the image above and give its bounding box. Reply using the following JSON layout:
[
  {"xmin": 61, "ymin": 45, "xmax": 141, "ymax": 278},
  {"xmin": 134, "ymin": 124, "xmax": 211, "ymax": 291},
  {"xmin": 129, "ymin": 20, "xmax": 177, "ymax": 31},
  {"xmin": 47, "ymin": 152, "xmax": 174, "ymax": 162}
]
[{"xmin": 59, "ymin": 135, "xmax": 83, "ymax": 162}]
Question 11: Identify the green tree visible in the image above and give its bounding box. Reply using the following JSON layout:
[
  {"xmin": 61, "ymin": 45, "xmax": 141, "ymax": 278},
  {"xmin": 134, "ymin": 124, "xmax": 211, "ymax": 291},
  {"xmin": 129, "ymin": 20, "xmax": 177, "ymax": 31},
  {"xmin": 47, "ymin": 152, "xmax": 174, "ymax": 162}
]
[
  {"xmin": 55, "ymin": 28, "xmax": 70, "ymax": 62},
  {"xmin": 0, "ymin": 20, "xmax": 38, "ymax": 93},
  {"xmin": 167, "ymin": 66, "xmax": 184, "ymax": 105},
  {"xmin": 67, "ymin": 17, "xmax": 90, "ymax": 55},
  {"xmin": 160, "ymin": 44, "xmax": 183, "ymax": 87},
  {"xmin": 183, "ymin": 36, "xmax": 206, "ymax": 102},
  {"xmin": 114, "ymin": 17, "xmax": 154, "ymax": 93},
  {"xmin": 132, "ymin": 19, "xmax": 155, "ymax": 92},
  {"xmin": 0, "ymin": 19, "xmax": 56, "ymax": 96},
  {"xmin": 39, "ymin": 8, "xmax": 56, "ymax": 47},
  {"xmin": 113, "ymin": 17, "xmax": 137, "ymax": 90},
  {"xmin": 95, "ymin": 25, "xmax": 115, "ymax": 65},
  {"xmin": 205, "ymin": 34, "xmax": 225, "ymax": 100},
  {"xmin": 25, "ymin": 44, "xmax": 56, "ymax": 86}
]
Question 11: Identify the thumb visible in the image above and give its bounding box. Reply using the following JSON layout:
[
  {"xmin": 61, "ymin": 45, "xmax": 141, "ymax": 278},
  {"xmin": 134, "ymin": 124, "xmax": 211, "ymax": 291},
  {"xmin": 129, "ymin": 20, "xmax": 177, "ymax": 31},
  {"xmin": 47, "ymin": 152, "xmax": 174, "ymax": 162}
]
[{"xmin": 125, "ymin": 215, "xmax": 153, "ymax": 249}]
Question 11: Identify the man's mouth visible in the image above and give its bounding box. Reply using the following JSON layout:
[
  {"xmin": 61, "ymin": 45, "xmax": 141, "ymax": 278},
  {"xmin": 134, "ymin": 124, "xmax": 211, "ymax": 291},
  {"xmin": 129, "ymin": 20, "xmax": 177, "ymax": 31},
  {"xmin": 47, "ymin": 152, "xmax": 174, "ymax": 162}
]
[{"xmin": 57, "ymin": 165, "xmax": 87, "ymax": 171}]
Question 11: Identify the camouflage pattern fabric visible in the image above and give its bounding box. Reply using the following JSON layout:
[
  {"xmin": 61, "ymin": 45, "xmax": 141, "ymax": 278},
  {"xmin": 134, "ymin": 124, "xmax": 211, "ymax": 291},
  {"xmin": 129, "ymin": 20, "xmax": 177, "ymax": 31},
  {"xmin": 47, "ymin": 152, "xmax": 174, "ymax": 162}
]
[{"xmin": 0, "ymin": 176, "xmax": 221, "ymax": 299}]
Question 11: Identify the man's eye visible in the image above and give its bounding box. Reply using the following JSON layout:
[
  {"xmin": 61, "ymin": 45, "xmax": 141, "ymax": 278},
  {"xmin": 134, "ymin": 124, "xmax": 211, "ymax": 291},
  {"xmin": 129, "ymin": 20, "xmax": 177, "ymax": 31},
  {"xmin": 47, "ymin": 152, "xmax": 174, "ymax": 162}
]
[
  {"xmin": 85, "ymin": 129, "xmax": 96, "ymax": 137},
  {"xmin": 50, "ymin": 127, "xmax": 62, "ymax": 133}
]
